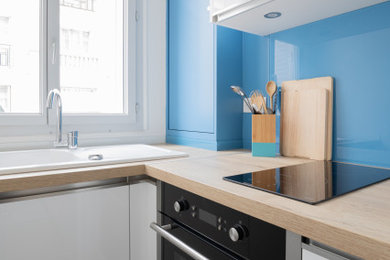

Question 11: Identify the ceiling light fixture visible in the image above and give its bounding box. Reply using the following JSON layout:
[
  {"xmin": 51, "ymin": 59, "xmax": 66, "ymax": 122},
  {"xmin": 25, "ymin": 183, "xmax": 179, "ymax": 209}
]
[{"xmin": 264, "ymin": 12, "xmax": 282, "ymax": 19}]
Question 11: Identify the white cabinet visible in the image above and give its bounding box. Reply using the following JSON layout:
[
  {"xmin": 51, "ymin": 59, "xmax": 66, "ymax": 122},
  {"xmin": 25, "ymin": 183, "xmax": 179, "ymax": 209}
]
[
  {"xmin": 209, "ymin": 0, "xmax": 252, "ymax": 16},
  {"xmin": 130, "ymin": 181, "xmax": 157, "ymax": 260},
  {"xmin": 301, "ymin": 242, "xmax": 359, "ymax": 260},
  {"xmin": 209, "ymin": 0, "xmax": 385, "ymax": 35},
  {"xmin": 302, "ymin": 248, "xmax": 328, "ymax": 260},
  {"xmin": 0, "ymin": 185, "xmax": 130, "ymax": 260}
]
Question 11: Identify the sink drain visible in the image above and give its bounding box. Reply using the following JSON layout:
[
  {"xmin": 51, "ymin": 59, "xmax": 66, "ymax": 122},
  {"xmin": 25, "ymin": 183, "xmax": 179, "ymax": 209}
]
[{"xmin": 88, "ymin": 154, "xmax": 103, "ymax": 161}]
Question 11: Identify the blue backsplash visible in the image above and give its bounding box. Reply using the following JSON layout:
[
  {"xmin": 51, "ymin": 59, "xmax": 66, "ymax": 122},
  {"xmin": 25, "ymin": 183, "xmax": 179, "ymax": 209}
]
[{"xmin": 242, "ymin": 2, "xmax": 390, "ymax": 168}]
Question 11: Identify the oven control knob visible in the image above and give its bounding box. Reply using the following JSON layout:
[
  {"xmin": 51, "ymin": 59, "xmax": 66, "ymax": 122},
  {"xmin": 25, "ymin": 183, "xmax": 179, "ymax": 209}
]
[
  {"xmin": 229, "ymin": 224, "xmax": 247, "ymax": 242},
  {"xmin": 174, "ymin": 200, "xmax": 188, "ymax": 213}
]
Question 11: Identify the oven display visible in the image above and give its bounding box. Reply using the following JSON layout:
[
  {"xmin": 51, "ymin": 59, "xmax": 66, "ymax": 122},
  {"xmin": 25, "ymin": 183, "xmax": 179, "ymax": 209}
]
[{"xmin": 199, "ymin": 208, "xmax": 217, "ymax": 227}]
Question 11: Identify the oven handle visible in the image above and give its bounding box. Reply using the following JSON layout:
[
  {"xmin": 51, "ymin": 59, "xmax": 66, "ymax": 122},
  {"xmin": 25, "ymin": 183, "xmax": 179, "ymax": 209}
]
[{"xmin": 150, "ymin": 222, "xmax": 210, "ymax": 260}]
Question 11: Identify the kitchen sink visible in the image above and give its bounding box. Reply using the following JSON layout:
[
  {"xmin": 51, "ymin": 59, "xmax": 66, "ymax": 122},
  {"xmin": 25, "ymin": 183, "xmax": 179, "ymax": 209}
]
[{"xmin": 0, "ymin": 144, "xmax": 187, "ymax": 175}]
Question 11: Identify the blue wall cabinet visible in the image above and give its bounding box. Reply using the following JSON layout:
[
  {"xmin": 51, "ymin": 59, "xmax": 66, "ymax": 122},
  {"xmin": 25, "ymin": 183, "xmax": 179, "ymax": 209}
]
[
  {"xmin": 167, "ymin": 0, "xmax": 243, "ymax": 150},
  {"xmin": 209, "ymin": 0, "xmax": 384, "ymax": 36}
]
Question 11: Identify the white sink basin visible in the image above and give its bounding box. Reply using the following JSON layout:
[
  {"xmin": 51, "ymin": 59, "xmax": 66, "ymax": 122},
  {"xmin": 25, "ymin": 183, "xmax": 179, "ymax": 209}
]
[{"xmin": 0, "ymin": 144, "xmax": 187, "ymax": 175}]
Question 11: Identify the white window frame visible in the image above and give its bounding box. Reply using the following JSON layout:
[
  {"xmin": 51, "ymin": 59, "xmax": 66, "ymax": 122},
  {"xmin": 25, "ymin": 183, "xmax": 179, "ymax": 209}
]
[{"xmin": 0, "ymin": 0, "xmax": 138, "ymax": 133}]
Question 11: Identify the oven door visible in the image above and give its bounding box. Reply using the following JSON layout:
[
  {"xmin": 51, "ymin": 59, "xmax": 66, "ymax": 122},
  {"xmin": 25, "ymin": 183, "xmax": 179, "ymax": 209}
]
[{"xmin": 151, "ymin": 216, "xmax": 243, "ymax": 260}]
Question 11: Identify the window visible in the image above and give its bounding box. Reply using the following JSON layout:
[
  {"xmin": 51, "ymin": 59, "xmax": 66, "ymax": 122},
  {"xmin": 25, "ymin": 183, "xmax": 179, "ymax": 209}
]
[
  {"xmin": 0, "ymin": 1, "xmax": 40, "ymax": 114},
  {"xmin": 0, "ymin": 0, "xmax": 137, "ymax": 133},
  {"xmin": 0, "ymin": 85, "xmax": 11, "ymax": 112},
  {"xmin": 0, "ymin": 45, "xmax": 10, "ymax": 67},
  {"xmin": 0, "ymin": 16, "xmax": 10, "ymax": 34},
  {"xmin": 60, "ymin": 0, "xmax": 124, "ymax": 113},
  {"xmin": 60, "ymin": 0, "xmax": 96, "ymax": 12}
]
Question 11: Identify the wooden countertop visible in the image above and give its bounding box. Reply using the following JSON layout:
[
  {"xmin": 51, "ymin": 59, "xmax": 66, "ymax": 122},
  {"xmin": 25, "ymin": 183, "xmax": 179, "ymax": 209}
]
[{"xmin": 0, "ymin": 144, "xmax": 389, "ymax": 259}]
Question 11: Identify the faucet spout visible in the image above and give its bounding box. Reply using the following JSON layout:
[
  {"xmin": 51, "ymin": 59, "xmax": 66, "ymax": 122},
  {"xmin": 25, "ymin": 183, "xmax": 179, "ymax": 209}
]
[{"xmin": 46, "ymin": 89, "xmax": 64, "ymax": 146}]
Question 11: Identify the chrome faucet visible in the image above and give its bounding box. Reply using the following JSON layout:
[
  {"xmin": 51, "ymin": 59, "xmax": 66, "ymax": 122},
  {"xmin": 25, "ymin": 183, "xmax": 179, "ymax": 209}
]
[
  {"xmin": 46, "ymin": 89, "xmax": 64, "ymax": 146},
  {"xmin": 46, "ymin": 89, "xmax": 78, "ymax": 149}
]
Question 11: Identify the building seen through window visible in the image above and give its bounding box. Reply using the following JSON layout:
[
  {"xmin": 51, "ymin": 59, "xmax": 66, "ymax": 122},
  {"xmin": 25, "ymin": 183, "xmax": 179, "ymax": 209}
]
[
  {"xmin": 0, "ymin": 0, "xmax": 124, "ymax": 114},
  {"xmin": 60, "ymin": 0, "xmax": 124, "ymax": 114},
  {"xmin": 60, "ymin": 0, "xmax": 96, "ymax": 12},
  {"xmin": 0, "ymin": 85, "xmax": 11, "ymax": 112},
  {"xmin": 0, "ymin": 2, "xmax": 40, "ymax": 113},
  {"xmin": 0, "ymin": 44, "xmax": 10, "ymax": 67}
]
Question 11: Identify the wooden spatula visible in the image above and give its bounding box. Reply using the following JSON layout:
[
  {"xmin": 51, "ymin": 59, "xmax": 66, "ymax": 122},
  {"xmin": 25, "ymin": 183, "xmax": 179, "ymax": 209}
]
[
  {"xmin": 257, "ymin": 91, "xmax": 268, "ymax": 114},
  {"xmin": 266, "ymin": 81, "xmax": 277, "ymax": 112}
]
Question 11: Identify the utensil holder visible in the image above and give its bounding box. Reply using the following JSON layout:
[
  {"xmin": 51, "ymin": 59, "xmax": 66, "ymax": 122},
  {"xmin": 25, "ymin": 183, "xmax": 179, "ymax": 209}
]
[{"xmin": 252, "ymin": 114, "xmax": 276, "ymax": 157}]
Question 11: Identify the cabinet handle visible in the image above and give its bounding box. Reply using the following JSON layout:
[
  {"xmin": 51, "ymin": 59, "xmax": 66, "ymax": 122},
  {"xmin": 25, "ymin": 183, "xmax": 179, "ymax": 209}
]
[
  {"xmin": 150, "ymin": 222, "xmax": 209, "ymax": 260},
  {"xmin": 51, "ymin": 41, "xmax": 56, "ymax": 64}
]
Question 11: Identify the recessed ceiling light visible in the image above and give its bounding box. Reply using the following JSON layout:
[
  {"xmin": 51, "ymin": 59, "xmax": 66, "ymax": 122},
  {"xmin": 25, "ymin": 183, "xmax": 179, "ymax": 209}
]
[{"xmin": 264, "ymin": 12, "xmax": 282, "ymax": 19}]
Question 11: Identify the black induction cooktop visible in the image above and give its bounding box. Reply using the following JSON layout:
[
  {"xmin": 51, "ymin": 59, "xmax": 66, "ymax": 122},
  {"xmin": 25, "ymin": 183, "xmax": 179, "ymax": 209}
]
[{"xmin": 223, "ymin": 161, "xmax": 390, "ymax": 204}]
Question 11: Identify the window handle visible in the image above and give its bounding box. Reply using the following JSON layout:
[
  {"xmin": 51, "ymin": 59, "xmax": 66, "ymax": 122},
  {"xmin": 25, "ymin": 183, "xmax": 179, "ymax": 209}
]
[{"xmin": 51, "ymin": 41, "xmax": 56, "ymax": 64}]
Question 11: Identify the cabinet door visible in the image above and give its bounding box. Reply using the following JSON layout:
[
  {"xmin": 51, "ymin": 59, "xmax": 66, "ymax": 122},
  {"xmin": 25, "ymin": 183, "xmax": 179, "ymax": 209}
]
[
  {"xmin": 302, "ymin": 245, "xmax": 356, "ymax": 260},
  {"xmin": 0, "ymin": 185, "xmax": 130, "ymax": 260},
  {"xmin": 168, "ymin": 0, "xmax": 215, "ymax": 133},
  {"xmin": 302, "ymin": 249, "xmax": 328, "ymax": 260},
  {"xmin": 210, "ymin": 0, "xmax": 252, "ymax": 15},
  {"xmin": 130, "ymin": 181, "xmax": 157, "ymax": 260}
]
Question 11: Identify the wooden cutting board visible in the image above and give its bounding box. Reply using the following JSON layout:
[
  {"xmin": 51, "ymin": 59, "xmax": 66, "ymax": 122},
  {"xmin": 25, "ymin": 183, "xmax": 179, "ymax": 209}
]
[{"xmin": 280, "ymin": 77, "xmax": 333, "ymax": 160}]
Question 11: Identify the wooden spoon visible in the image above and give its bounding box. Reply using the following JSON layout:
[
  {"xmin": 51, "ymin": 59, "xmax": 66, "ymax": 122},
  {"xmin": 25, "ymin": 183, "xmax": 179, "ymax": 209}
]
[
  {"xmin": 266, "ymin": 81, "xmax": 277, "ymax": 112},
  {"xmin": 250, "ymin": 90, "xmax": 263, "ymax": 114},
  {"xmin": 250, "ymin": 92, "xmax": 260, "ymax": 114},
  {"xmin": 257, "ymin": 91, "xmax": 268, "ymax": 114}
]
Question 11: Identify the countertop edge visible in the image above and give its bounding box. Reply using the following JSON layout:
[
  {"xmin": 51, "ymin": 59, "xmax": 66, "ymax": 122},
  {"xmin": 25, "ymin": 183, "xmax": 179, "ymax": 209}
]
[
  {"xmin": 145, "ymin": 164, "xmax": 390, "ymax": 260},
  {"xmin": 0, "ymin": 163, "xmax": 145, "ymax": 193}
]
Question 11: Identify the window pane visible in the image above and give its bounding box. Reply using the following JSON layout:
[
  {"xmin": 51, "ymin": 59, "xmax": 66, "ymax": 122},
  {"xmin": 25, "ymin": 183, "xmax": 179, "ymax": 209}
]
[
  {"xmin": 60, "ymin": 0, "xmax": 124, "ymax": 114},
  {"xmin": 0, "ymin": 0, "xmax": 40, "ymax": 113}
]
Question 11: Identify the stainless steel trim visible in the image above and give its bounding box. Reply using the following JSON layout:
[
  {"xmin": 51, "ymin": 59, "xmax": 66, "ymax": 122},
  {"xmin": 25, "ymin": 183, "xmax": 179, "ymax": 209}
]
[
  {"xmin": 150, "ymin": 222, "xmax": 209, "ymax": 260},
  {"xmin": 285, "ymin": 230, "xmax": 302, "ymax": 260},
  {"xmin": 51, "ymin": 41, "xmax": 56, "ymax": 64},
  {"xmin": 88, "ymin": 154, "xmax": 103, "ymax": 160},
  {"xmin": 156, "ymin": 181, "xmax": 163, "ymax": 260},
  {"xmin": 0, "ymin": 178, "xmax": 128, "ymax": 202},
  {"xmin": 0, "ymin": 176, "xmax": 156, "ymax": 203},
  {"xmin": 67, "ymin": 130, "xmax": 78, "ymax": 149},
  {"xmin": 173, "ymin": 201, "xmax": 181, "ymax": 212},
  {"xmin": 127, "ymin": 174, "xmax": 156, "ymax": 186},
  {"xmin": 228, "ymin": 227, "xmax": 240, "ymax": 242}
]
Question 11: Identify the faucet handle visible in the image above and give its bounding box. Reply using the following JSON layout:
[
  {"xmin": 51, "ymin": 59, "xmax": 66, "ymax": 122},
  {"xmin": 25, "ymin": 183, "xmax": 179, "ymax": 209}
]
[{"xmin": 67, "ymin": 131, "xmax": 78, "ymax": 149}]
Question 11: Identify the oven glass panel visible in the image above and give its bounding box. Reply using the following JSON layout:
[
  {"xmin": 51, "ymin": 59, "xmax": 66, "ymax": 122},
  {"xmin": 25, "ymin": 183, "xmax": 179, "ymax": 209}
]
[
  {"xmin": 173, "ymin": 251, "xmax": 189, "ymax": 260},
  {"xmin": 162, "ymin": 217, "xmax": 238, "ymax": 260}
]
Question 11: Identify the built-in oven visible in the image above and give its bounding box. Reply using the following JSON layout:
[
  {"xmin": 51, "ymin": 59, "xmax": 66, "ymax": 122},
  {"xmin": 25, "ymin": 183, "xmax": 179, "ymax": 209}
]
[
  {"xmin": 152, "ymin": 215, "xmax": 241, "ymax": 259},
  {"xmin": 151, "ymin": 182, "xmax": 287, "ymax": 260}
]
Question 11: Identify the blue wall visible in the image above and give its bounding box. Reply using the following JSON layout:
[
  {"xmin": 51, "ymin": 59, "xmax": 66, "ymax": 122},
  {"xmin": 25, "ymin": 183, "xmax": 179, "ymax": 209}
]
[
  {"xmin": 216, "ymin": 26, "xmax": 244, "ymax": 149},
  {"xmin": 242, "ymin": 33, "xmax": 269, "ymax": 149},
  {"xmin": 168, "ymin": 0, "xmax": 214, "ymax": 133},
  {"xmin": 167, "ymin": 0, "xmax": 243, "ymax": 150},
  {"xmin": 242, "ymin": 2, "xmax": 390, "ymax": 168}
]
